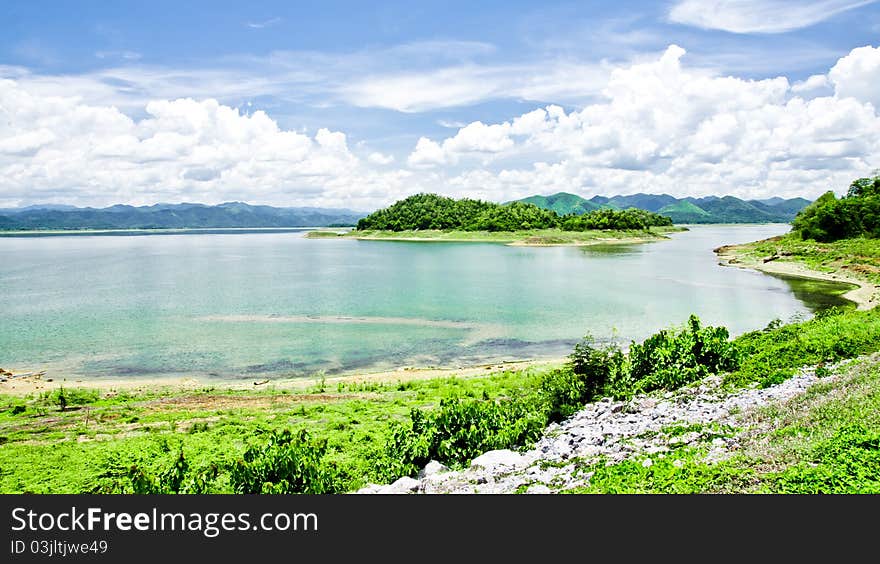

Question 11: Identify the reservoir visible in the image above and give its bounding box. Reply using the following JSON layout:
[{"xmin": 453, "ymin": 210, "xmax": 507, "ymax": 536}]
[{"xmin": 0, "ymin": 224, "xmax": 851, "ymax": 380}]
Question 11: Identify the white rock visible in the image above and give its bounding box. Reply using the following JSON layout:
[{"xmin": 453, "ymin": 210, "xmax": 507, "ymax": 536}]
[
  {"xmin": 418, "ymin": 460, "xmax": 450, "ymax": 479},
  {"xmin": 470, "ymin": 449, "xmax": 524, "ymax": 470},
  {"xmin": 526, "ymin": 484, "xmax": 552, "ymax": 494},
  {"xmin": 389, "ymin": 476, "xmax": 420, "ymax": 493}
]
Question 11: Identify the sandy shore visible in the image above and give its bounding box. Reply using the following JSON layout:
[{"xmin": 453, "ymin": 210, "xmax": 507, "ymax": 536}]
[
  {"xmin": 341, "ymin": 235, "xmax": 667, "ymax": 246},
  {"xmin": 0, "ymin": 357, "xmax": 568, "ymax": 397},
  {"xmin": 715, "ymin": 244, "xmax": 878, "ymax": 310}
]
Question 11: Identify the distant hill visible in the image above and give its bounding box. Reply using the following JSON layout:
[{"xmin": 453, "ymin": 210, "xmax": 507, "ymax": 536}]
[
  {"xmin": 519, "ymin": 192, "xmax": 604, "ymax": 215},
  {"xmin": 0, "ymin": 202, "xmax": 366, "ymax": 231},
  {"xmin": 516, "ymin": 192, "xmax": 811, "ymax": 224}
]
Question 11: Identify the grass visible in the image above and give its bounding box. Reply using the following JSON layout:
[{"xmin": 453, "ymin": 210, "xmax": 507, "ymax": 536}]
[
  {"xmin": 306, "ymin": 226, "xmax": 684, "ymax": 245},
  {"xmin": 565, "ymin": 356, "xmax": 880, "ymax": 493},
  {"xmin": 733, "ymin": 233, "xmax": 880, "ymax": 285},
  {"xmin": 0, "ymin": 370, "xmax": 542, "ymax": 493},
  {"xmin": 4, "ymin": 235, "xmax": 880, "ymax": 494}
]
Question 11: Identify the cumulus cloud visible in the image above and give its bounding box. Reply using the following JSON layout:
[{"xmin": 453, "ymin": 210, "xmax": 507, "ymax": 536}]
[
  {"xmin": 367, "ymin": 152, "xmax": 394, "ymax": 165},
  {"xmin": 3, "ymin": 44, "xmax": 880, "ymax": 209},
  {"xmin": 829, "ymin": 45, "xmax": 880, "ymax": 107},
  {"xmin": 669, "ymin": 0, "xmax": 876, "ymax": 34},
  {"xmin": 406, "ymin": 45, "xmax": 880, "ymax": 201},
  {"xmin": 0, "ymin": 80, "xmax": 407, "ymax": 208}
]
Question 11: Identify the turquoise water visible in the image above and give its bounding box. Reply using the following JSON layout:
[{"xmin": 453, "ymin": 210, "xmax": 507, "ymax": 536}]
[{"xmin": 0, "ymin": 225, "xmax": 851, "ymax": 380}]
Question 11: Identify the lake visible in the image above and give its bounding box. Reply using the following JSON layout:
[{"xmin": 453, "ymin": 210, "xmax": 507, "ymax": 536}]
[{"xmin": 0, "ymin": 225, "xmax": 851, "ymax": 381}]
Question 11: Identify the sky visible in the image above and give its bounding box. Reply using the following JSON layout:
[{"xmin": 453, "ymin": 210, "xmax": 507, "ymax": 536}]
[{"xmin": 1, "ymin": 0, "xmax": 880, "ymax": 210}]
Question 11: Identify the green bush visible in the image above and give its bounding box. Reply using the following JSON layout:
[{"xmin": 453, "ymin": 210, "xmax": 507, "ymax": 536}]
[
  {"xmin": 728, "ymin": 307, "xmax": 880, "ymax": 387},
  {"xmin": 127, "ymin": 449, "xmax": 219, "ymax": 494},
  {"xmin": 41, "ymin": 387, "xmax": 101, "ymax": 409},
  {"xmin": 629, "ymin": 315, "xmax": 740, "ymax": 392},
  {"xmin": 382, "ymin": 397, "xmax": 546, "ymax": 478},
  {"xmin": 792, "ymin": 176, "xmax": 880, "ymax": 242},
  {"xmin": 229, "ymin": 429, "xmax": 341, "ymax": 494},
  {"xmin": 540, "ymin": 336, "xmax": 630, "ymax": 422}
]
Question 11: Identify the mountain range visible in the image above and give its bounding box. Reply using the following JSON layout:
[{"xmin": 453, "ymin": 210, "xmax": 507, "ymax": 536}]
[
  {"xmin": 517, "ymin": 193, "xmax": 811, "ymax": 224},
  {"xmin": 0, "ymin": 202, "xmax": 366, "ymax": 231}
]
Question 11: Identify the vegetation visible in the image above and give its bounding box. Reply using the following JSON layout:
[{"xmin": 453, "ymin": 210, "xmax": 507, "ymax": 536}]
[
  {"xmin": 728, "ymin": 231, "xmax": 880, "ymax": 286},
  {"xmin": 0, "ymin": 202, "xmax": 364, "ymax": 231},
  {"xmin": 356, "ymin": 193, "xmax": 672, "ymax": 232},
  {"xmin": 792, "ymin": 175, "xmax": 880, "ymax": 241},
  {"xmin": 9, "ymin": 305, "xmax": 877, "ymax": 494},
  {"xmin": 567, "ymin": 352, "xmax": 880, "ymax": 493},
  {"xmin": 324, "ymin": 226, "xmax": 681, "ymax": 245},
  {"xmin": 516, "ymin": 192, "xmax": 810, "ymax": 224}
]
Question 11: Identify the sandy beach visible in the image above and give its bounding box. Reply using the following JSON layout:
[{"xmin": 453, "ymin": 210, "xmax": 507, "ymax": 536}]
[{"xmin": 0, "ymin": 357, "xmax": 568, "ymax": 397}]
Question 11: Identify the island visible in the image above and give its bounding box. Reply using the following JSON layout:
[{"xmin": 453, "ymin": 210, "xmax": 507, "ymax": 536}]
[{"xmin": 307, "ymin": 193, "xmax": 684, "ymax": 245}]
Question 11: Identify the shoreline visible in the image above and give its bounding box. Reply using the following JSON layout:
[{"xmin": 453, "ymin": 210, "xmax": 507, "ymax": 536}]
[
  {"xmin": 309, "ymin": 226, "xmax": 684, "ymax": 247},
  {"xmin": 715, "ymin": 242, "xmax": 878, "ymax": 310},
  {"xmin": 0, "ymin": 357, "xmax": 569, "ymax": 397}
]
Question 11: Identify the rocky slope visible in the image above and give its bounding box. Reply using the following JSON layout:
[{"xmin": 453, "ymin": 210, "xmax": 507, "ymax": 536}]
[{"xmin": 358, "ymin": 356, "xmax": 864, "ymax": 494}]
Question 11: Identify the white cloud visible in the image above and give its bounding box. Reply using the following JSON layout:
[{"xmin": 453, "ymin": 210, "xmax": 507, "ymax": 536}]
[
  {"xmin": 669, "ymin": 0, "xmax": 876, "ymax": 34},
  {"xmin": 407, "ymin": 137, "xmax": 447, "ymax": 167},
  {"xmin": 3, "ymin": 44, "xmax": 880, "ymax": 209},
  {"xmin": 791, "ymin": 73, "xmax": 832, "ymax": 95},
  {"xmin": 0, "ymin": 81, "xmax": 403, "ymax": 209},
  {"xmin": 337, "ymin": 61, "xmax": 610, "ymax": 112},
  {"xmin": 405, "ymin": 45, "xmax": 880, "ymax": 201},
  {"xmin": 247, "ymin": 17, "xmax": 282, "ymax": 29},
  {"xmin": 829, "ymin": 45, "xmax": 880, "ymax": 107},
  {"xmin": 367, "ymin": 152, "xmax": 394, "ymax": 165}
]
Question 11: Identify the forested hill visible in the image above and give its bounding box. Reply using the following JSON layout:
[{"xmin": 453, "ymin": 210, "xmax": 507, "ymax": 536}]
[
  {"xmin": 0, "ymin": 202, "xmax": 365, "ymax": 231},
  {"xmin": 516, "ymin": 192, "xmax": 811, "ymax": 224},
  {"xmin": 356, "ymin": 193, "xmax": 673, "ymax": 232}
]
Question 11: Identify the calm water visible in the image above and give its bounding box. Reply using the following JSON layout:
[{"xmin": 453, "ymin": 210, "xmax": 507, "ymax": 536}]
[{"xmin": 0, "ymin": 225, "xmax": 851, "ymax": 380}]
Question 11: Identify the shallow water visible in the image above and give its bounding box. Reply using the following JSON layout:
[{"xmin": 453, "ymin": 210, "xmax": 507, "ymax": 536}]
[{"xmin": 0, "ymin": 225, "xmax": 851, "ymax": 380}]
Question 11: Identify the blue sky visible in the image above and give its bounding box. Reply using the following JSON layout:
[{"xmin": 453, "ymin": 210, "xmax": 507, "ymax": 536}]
[{"xmin": 1, "ymin": 1, "xmax": 880, "ymax": 208}]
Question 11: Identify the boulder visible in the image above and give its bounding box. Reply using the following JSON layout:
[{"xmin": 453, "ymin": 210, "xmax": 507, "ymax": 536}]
[
  {"xmin": 418, "ymin": 460, "xmax": 449, "ymax": 479},
  {"xmin": 470, "ymin": 449, "xmax": 523, "ymax": 471},
  {"xmin": 389, "ymin": 476, "xmax": 421, "ymax": 493}
]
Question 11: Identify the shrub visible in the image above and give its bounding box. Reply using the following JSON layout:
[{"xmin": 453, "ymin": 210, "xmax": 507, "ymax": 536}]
[
  {"xmin": 541, "ymin": 337, "xmax": 630, "ymax": 422},
  {"xmin": 229, "ymin": 429, "xmax": 341, "ymax": 494},
  {"xmin": 381, "ymin": 397, "xmax": 546, "ymax": 478},
  {"xmin": 728, "ymin": 307, "xmax": 880, "ymax": 387},
  {"xmin": 127, "ymin": 449, "xmax": 219, "ymax": 494},
  {"xmin": 629, "ymin": 315, "xmax": 740, "ymax": 393}
]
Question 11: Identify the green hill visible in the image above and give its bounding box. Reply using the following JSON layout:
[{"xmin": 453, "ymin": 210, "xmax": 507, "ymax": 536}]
[
  {"xmin": 517, "ymin": 192, "xmax": 810, "ymax": 224},
  {"xmin": 657, "ymin": 200, "xmax": 712, "ymax": 223},
  {"xmin": 519, "ymin": 193, "xmax": 602, "ymax": 215},
  {"xmin": 0, "ymin": 203, "xmax": 366, "ymax": 231}
]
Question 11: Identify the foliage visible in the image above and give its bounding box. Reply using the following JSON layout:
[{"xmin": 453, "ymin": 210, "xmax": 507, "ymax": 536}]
[
  {"xmin": 767, "ymin": 425, "xmax": 880, "ymax": 493},
  {"xmin": 229, "ymin": 429, "xmax": 341, "ymax": 494},
  {"xmin": 792, "ymin": 175, "xmax": 880, "ymax": 242},
  {"xmin": 0, "ymin": 202, "xmax": 363, "ymax": 231},
  {"xmin": 541, "ymin": 337, "xmax": 630, "ymax": 422},
  {"xmin": 382, "ymin": 396, "xmax": 546, "ymax": 478},
  {"xmin": 727, "ymin": 306, "xmax": 880, "ymax": 387},
  {"xmin": 518, "ymin": 192, "xmax": 810, "ymax": 224},
  {"xmin": 127, "ymin": 449, "xmax": 219, "ymax": 494},
  {"xmin": 559, "ymin": 208, "xmax": 672, "ymax": 231},
  {"xmin": 41, "ymin": 387, "xmax": 101, "ymax": 408},
  {"xmin": 356, "ymin": 193, "xmax": 672, "ymax": 232},
  {"xmin": 629, "ymin": 315, "xmax": 740, "ymax": 393}
]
